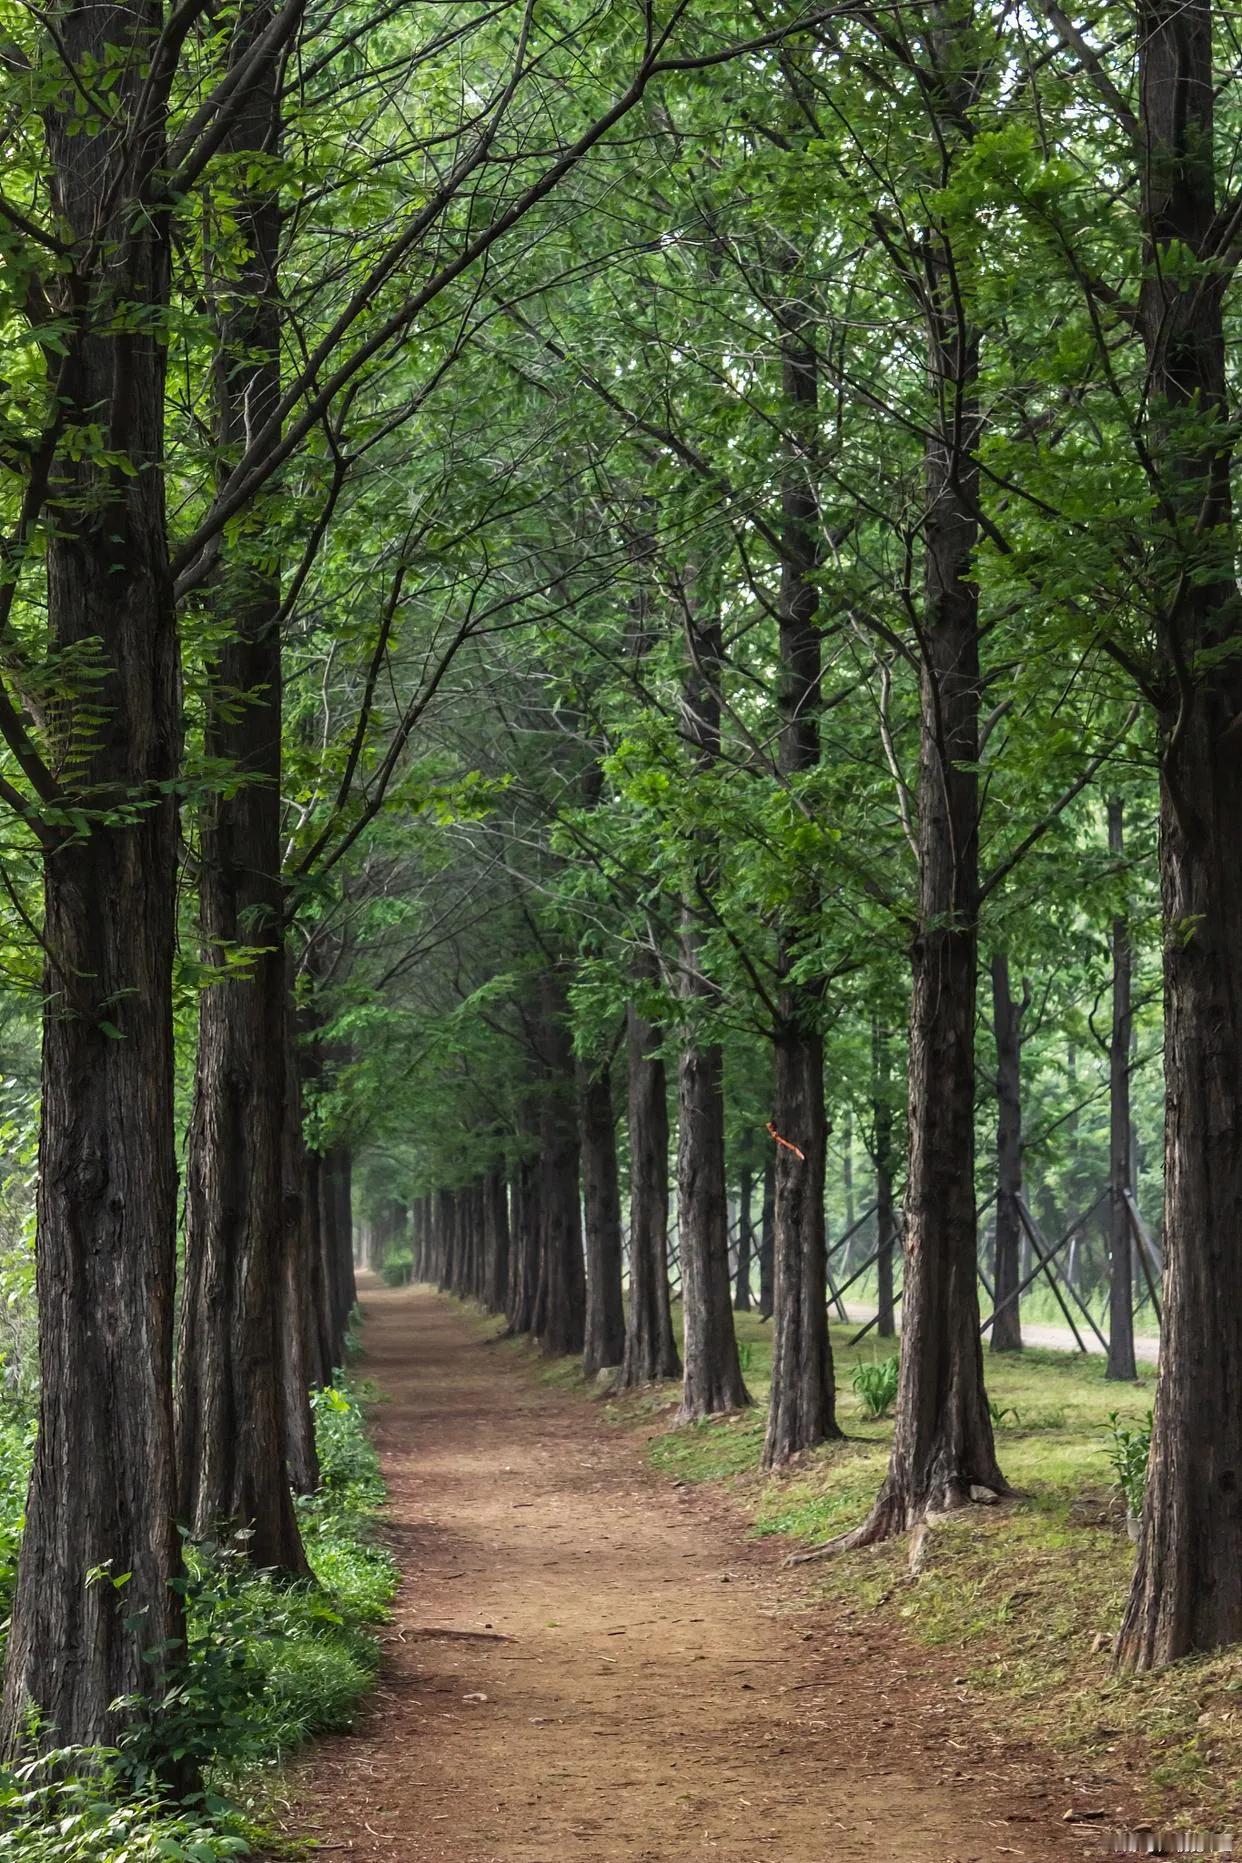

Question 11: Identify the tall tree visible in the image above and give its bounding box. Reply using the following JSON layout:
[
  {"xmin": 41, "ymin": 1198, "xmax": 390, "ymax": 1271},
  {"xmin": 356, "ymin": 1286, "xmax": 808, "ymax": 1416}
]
[
  {"xmin": 989, "ymin": 955, "xmax": 1026, "ymax": 1355},
  {"xmin": 1105, "ymin": 799, "xmax": 1137, "ymax": 1383},
  {"xmin": 0, "ymin": 0, "xmax": 186, "ymax": 1752},
  {"xmin": 175, "ymin": 0, "xmax": 307, "ymax": 1575},
  {"xmin": 1116, "ymin": 0, "xmax": 1242, "ymax": 1667},
  {"xmin": 833, "ymin": 3, "xmax": 1006, "ymax": 1543},
  {"xmin": 579, "ymin": 1052, "xmax": 626, "ymax": 1376},
  {"xmin": 871, "ymin": 1021, "xmax": 897, "ymax": 1341},
  {"xmin": 764, "ymin": 274, "xmax": 839, "ymax": 1466},
  {"xmin": 676, "ymin": 598, "xmax": 750, "ymax": 1419},
  {"xmin": 619, "ymin": 962, "xmax": 681, "ymax": 1386},
  {"xmin": 733, "ymin": 1165, "xmax": 754, "ymax": 1311},
  {"xmin": 536, "ymin": 968, "xmax": 586, "ymax": 1357}
]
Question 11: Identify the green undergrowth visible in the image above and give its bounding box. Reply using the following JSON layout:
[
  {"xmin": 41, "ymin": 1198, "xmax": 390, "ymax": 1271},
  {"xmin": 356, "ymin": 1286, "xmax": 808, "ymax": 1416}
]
[
  {"xmin": 473, "ymin": 1293, "xmax": 1241, "ymax": 1825},
  {"xmin": 0, "ymin": 1370, "xmax": 396, "ymax": 1861}
]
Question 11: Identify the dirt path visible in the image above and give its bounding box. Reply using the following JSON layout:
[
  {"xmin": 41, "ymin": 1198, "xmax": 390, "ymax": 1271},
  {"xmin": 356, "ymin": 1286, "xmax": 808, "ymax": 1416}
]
[{"xmin": 286, "ymin": 1284, "xmax": 1106, "ymax": 1862}]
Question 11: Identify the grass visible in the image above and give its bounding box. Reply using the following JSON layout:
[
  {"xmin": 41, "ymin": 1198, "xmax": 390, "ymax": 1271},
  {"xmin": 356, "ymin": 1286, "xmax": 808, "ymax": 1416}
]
[{"xmin": 479, "ymin": 1293, "xmax": 1242, "ymax": 1829}]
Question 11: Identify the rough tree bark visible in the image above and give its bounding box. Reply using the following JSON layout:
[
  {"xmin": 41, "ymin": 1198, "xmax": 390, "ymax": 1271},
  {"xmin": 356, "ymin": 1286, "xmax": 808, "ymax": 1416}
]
[
  {"xmin": 819, "ymin": 59, "xmax": 1005, "ymax": 1545},
  {"xmin": 677, "ymin": 601, "xmax": 750, "ymax": 1420},
  {"xmin": 438, "ymin": 1187, "xmax": 458, "ymax": 1295},
  {"xmin": 872, "ymin": 1021, "xmax": 897, "ymax": 1341},
  {"xmin": 537, "ymin": 970, "xmax": 585, "ymax": 1357},
  {"xmin": 842, "ymin": 1112, "xmax": 855, "ymax": 1233},
  {"xmin": 1, "ymin": 0, "xmax": 185, "ymax": 1752},
  {"xmin": 619, "ymin": 968, "xmax": 680, "ymax": 1386},
  {"xmin": 320, "ymin": 1145, "xmax": 355, "ymax": 1361},
  {"xmin": 280, "ymin": 987, "xmax": 320, "ymax": 1493},
  {"xmin": 507, "ymin": 1148, "xmax": 540, "ymax": 1336},
  {"xmin": 733, "ymin": 1165, "xmax": 753, "ymax": 1311},
  {"xmin": 1117, "ymin": 0, "xmax": 1242, "ymax": 1668},
  {"xmin": 175, "ymin": 0, "xmax": 306, "ymax": 1572},
  {"xmin": 279, "ymin": 961, "xmax": 320, "ymax": 1482},
  {"xmin": 678, "ymin": 1033, "xmax": 749, "ymax": 1417},
  {"xmin": 579, "ymin": 1056, "xmax": 626, "ymax": 1376},
  {"xmin": 861, "ymin": 267, "xmax": 1004, "ymax": 1531},
  {"xmin": 1105, "ymin": 799, "xmax": 1137, "ymax": 1383},
  {"xmin": 485, "ymin": 1169, "xmax": 511, "ymax": 1315},
  {"xmin": 989, "ymin": 954, "xmax": 1025, "ymax": 1355},
  {"xmin": 764, "ymin": 294, "xmax": 839, "ymax": 1466}
]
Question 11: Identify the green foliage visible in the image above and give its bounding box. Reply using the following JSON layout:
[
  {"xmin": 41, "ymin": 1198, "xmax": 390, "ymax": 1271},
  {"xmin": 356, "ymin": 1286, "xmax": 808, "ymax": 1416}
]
[
  {"xmin": 378, "ymin": 1251, "xmax": 413, "ymax": 1288},
  {"xmin": 0, "ymin": 1754, "xmax": 250, "ymax": 1862},
  {"xmin": 0, "ymin": 1375, "xmax": 394, "ymax": 1860},
  {"xmin": 851, "ymin": 1355, "xmax": 900, "ymax": 1420},
  {"xmin": 1106, "ymin": 1409, "xmax": 1153, "ymax": 1519}
]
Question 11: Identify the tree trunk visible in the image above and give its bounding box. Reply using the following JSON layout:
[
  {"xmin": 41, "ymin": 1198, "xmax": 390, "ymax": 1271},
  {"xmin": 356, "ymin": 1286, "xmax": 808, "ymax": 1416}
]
[
  {"xmin": 280, "ymin": 987, "xmax": 320, "ymax": 1494},
  {"xmin": 320, "ymin": 1146, "xmax": 354, "ymax": 1361},
  {"xmin": 764, "ymin": 296, "xmax": 837, "ymax": 1465},
  {"xmin": 485, "ymin": 1169, "xmax": 511, "ymax": 1314},
  {"xmin": 989, "ymin": 954, "xmax": 1024, "ymax": 1356},
  {"xmin": 178, "ymin": 921, "xmax": 306, "ymax": 1566},
  {"xmin": 678, "ymin": 1034, "xmax": 750, "ymax": 1417},
  {"xmin": 850, "ymin": 166, "xmax": 1004, "ymax": 1542},
  {"xmin": 472, "ymin": 1186, "xmax": 483, "ymax": 1298},
  {"xmin": 1, "ymin": 0, "xmax": 185, "ymax": 1752},
  {"xmin": 619, "ymin": 974, "xmax": 680, "ymax": 1386},
  {"xmin": 842, "ymin": 1111, "xmax": 855, "ymax": 1233},
  {"xmin": 733, "ymin": 1166, "xmax": 753, "ymax": 1311},
  {"xmin": 1106, "ymin": 800, "xmax": 1137, "ymax": 1382},
  {"xmin": 446, "ymin": 1192, "xmax": 465, "ymax": 1296},
  {"xmin": 765, "ymin": 1031, "xmax": 839, "ymax": 1464},
  {"xmin": 676, "ymin": 603, "xmax": 749, "ymax": 1420},
  {"xmin": 872, "ymin": 1022, "xmax": 897, "ymax": 1340},
  {"xmin": 579, "ymin": 1057, "xmax": 626, "ymax": 1376},
  {"xmin": 1120, "ymin": 703, "xmax": 1242, "ymax": 1662},
  {"xmin": 758, "ymin": 1157, "xmax": 775, "ymax": 1320},
  {"xmin": 176, "ymin": 0, "xmax": 307, "ymax": 1572},
  {"xmin": 1117, "ymin": 0, "xmax": 1242, "ymax": 1669},
  {"xmin": 537, "ymin": 971, "xmax": 585, "ymax": 1357},
  {"xmin": 507, "ymin": 1160, "xmax": 538, "ymax": 1333},
  {"xmin": 413, "ymin": 1198, "xmax": 425, "ymax": 1280}
]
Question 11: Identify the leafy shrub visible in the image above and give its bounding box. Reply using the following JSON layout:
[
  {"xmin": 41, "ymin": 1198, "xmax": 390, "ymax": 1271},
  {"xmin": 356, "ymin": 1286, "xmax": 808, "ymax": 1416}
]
[
  {"xmin": 1106, "ymin": 1408, "xmax": 1153, "ymax": 1518},
  {"xmin": 0, "ymin": 1373, "xmax": 395, "ymax": 1858},
  {"xmin": 852, "ymin": 1354, "xmax": 900, "ymax": 1419},
  {"xmin": 305, "ymin": 1378, "xmax": 385, "ymax": 1515},
  {"xmin": 378, "ymin": 1252, "xmax": 413, "ymax": 1288},
  {"xmin": 0, "ymin": 1750, "xmax": 250, "ymax": 1861}
]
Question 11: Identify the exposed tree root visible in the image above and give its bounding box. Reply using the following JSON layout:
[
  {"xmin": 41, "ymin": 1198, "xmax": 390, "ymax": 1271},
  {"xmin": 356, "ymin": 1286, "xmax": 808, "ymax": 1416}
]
[
  {"xmin": 410, "ymin": 1628, "xmax": 518, "ymax": 1644},
  {"xmin": 783, "ymin": 1480, "xmax": 1013, "ymax": 1567}
]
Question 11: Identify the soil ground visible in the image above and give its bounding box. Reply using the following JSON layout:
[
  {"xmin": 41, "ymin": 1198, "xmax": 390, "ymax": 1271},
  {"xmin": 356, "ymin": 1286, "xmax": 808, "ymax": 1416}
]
[{"xmin": 283, "ymin": 1283, "xmax": 1117, "ymax": 1862}]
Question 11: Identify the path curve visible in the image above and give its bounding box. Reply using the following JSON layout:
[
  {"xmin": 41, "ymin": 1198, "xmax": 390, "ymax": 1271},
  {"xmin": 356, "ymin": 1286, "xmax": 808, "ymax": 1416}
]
[{"xmin": 286, "ymin": 1284, "xmax": 1101, "ymax": 1862}]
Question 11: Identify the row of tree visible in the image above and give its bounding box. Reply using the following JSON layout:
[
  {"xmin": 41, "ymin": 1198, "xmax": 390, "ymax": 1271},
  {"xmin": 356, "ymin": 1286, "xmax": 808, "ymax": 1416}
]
[
  {"xmin": 2, "ymin": 0, "xmax": 1241, "ymax": 1775},
  {"xmin": 338, "ymin": 0, "xmax": 1242, "ymax": 1682},
  {"xmin": 0, "ymin": 0, "xmax": 821, "ymax": 1761}
]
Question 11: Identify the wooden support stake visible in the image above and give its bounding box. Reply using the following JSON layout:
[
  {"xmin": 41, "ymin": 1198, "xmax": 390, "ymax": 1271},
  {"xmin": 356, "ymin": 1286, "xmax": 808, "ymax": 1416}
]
[{"xmin": 1015, "ymin": 1196, "xmax": 1109, "ymax": 1354}]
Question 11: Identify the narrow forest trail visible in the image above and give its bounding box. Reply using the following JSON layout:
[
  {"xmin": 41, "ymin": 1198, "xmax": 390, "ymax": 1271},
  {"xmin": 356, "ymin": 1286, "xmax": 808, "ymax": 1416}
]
[{"xmin": 285, "ymin": 1284, "xmax": 1105, "ymax": 1863}]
